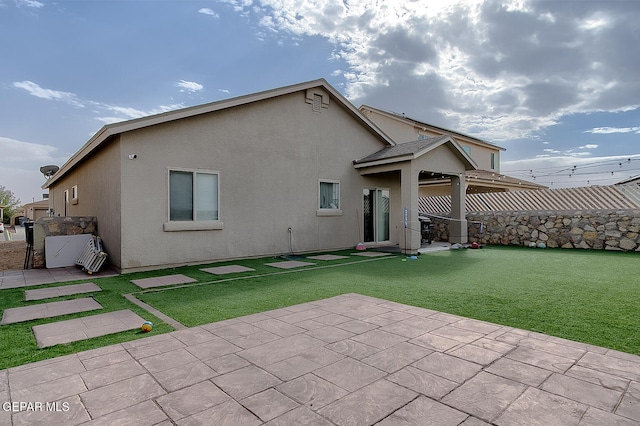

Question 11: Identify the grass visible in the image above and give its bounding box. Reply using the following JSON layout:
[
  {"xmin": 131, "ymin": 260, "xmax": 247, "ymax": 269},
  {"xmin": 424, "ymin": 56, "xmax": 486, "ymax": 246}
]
[{"xmin": 0, "ymin": 246, "xmax": 638, "ymax": 370}]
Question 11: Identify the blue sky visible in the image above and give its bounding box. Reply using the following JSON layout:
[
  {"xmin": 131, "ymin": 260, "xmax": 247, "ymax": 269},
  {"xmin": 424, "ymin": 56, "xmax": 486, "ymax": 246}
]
[{"xmin": 2, "ymin": 0, "xmax": 640, "ymax": 204}]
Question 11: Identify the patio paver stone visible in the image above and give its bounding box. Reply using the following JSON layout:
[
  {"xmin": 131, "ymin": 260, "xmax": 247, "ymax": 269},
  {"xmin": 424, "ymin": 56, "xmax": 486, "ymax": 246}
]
[
  {"xmin": 1, "ymin": 297, "xmax": 102, "ymax": 325},
  {"xmin": 2, "ymin": 293, "xmax": 640, "ymax": 425},
  {"xmin": 130, "ymin": 273, "xmax": 197, "ymax": 289},
  {"xmin": 264, "ymin": 260, "xmax": 316, "ymax": 269},
  {"xmin": 24, "ymin": 282, "xmax": 102, "ymax": 301},
  {"xmin": 200, "ymin": 265, "xmax": 256, "ymax": 275},
  {"xmin": 32, "ymin": 309, "xmax": 146, "ymax": 348}
]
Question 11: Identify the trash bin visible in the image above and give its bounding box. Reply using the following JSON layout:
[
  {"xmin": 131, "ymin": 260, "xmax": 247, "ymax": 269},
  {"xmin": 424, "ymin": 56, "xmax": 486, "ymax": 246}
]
[{"xmin": 24, "ymin": 222, "xmax": 34, "ymax": 246}]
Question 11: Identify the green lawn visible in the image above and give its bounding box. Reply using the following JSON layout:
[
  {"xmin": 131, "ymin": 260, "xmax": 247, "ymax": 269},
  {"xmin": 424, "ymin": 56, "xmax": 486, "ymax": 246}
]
[
  {"xmin": 0, "ymin": 246, "xmax": 638, "ymax": 370},
  {"xmin": 138, "ymin": 247, "xmax": 640, "ymax": 355}
]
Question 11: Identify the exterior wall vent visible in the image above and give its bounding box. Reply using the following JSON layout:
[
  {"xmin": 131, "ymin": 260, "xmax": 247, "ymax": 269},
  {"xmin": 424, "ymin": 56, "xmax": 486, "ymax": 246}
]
[{"xmin": 305, "ymin": 88, "xmax": 329, "ymax": 112}]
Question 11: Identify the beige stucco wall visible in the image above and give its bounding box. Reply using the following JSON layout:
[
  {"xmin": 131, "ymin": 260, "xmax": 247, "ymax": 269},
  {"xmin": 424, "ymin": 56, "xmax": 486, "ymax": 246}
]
[
  {"xmin": 111, "ymin": 90, "xmax": 398, "ymax": 271},
  {"xmin": 363, "ymin": 109, "xmax": 500, "ymax": 172},
  {"xmin": 48, "ymin": 139, "xmax": 122, "ymax": 267}
]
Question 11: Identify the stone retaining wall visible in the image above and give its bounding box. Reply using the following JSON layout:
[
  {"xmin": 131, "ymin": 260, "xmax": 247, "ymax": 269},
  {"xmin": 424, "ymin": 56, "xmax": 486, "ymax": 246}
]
[
  {"xmin": 430, "ymin": 209, "xmax": 640, "ymax": 252},
  {"xmin": 32, "ymin": 217, "xmax": 98, "ymax": 268}
]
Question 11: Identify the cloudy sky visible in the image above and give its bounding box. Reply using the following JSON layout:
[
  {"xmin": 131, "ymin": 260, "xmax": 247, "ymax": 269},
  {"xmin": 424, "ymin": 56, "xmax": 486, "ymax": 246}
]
[{"xmin": 2, "ymin": 0, "xmax": 640, "ymax": 204}]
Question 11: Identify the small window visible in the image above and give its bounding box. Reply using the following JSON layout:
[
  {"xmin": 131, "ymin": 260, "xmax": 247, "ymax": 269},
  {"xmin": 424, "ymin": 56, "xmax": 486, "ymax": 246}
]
[
  {"xmin": 319, "ymin": 180, "xmax": 340, "ymax": 209},
  {"xmin": 491, "ymin": 153, "xmax": 497, "ymax": 170},
  {"xmin": 462, "ymin": 145, "xmax": 471, "ymax": 155},
  {"xmin": 71, "ymin": 185, "xmax": 78, "ymax": 204},
  {"xmin": 169, "ymin": 170, "xmax": 219, "ymax": 221}
]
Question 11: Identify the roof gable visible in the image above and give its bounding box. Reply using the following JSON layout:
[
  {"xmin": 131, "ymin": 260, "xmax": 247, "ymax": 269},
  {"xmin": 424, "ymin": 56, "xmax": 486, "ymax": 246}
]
[
  {"xmin": 45, "ymin": 79, "xmax": 395, "ymax": 188},
  {"xmin": 354, "ymin": 135, "xmax": 478, "ymax": 170}
]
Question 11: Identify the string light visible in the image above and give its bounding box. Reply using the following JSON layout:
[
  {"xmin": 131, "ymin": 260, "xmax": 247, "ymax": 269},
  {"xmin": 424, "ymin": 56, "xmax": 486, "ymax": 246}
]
[{"xmin": 504, "ymin": 157, "xmax": 640, "ymax": 187}]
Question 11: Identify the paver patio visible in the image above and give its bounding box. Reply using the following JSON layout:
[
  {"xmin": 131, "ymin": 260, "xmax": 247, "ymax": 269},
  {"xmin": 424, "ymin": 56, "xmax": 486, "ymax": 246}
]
[{"xmin": 2, "ymin": 293, "xmax": 639, "ymax": 425}]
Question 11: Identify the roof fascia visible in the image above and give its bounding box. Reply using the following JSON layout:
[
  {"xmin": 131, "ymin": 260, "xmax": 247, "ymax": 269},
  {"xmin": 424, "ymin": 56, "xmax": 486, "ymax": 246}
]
[{"xmin": 353, "ymin": 154, "xmax": 415, "ymax": 169}]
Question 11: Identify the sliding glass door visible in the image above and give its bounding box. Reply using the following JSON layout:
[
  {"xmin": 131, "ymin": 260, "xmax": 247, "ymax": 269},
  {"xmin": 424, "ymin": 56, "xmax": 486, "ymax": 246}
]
[{"xmin": 363, "ymin": 188, "xmax": 390, "ymax": 243}]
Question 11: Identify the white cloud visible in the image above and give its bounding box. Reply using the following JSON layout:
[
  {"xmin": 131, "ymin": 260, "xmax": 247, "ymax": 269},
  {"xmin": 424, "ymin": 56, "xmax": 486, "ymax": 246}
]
[
  {"xmin": 220, "ymin": 0, "xmax": 640, "ymax": 142},
  {"xmin": 95, "ymin": 103, "xmax": 185, "ymax": 125},
  {"xmin": 0, "ymin": 136, "xmax": 68, "ymax": 204},
  {"xmin": 198, "ymin": 8, "xmax": 219, "ymax": 18},
  {"xmin": 579, "ymin": 144, "xmax": 599, "ymax": 149},
  {"xmin": 16, "ymin": 0, "xmax": 44, "ymax": 8},
  {"xmin": 584, "ymin": 126, "xmax": 640, "ymax": 134},
  {"xmin": 13, "ymin": 81, "xmax": 84, "ymax": 108},
  {"xmin": 0, "ymin": 136, "xmax": 58, "ymax": 163},
  {"xmin": 176, "ymin": 80, "xmax": 204, "ymax": 93},
  {"xmin": 218, "ymin": 88, "xmax": 230, "ymax": 94}
]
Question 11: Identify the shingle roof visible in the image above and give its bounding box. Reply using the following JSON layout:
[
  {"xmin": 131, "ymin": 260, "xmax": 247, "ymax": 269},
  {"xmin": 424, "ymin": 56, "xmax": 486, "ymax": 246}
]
[{"xmin": 354, "ymin": 136, "xmax": 449, "ymax": 164}]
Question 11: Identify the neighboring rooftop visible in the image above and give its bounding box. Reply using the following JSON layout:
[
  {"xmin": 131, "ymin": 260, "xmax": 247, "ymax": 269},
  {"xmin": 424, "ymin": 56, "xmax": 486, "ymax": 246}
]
[{"xmin": 359, "ymin": 105, "xmax": 505, "ymax": 151}]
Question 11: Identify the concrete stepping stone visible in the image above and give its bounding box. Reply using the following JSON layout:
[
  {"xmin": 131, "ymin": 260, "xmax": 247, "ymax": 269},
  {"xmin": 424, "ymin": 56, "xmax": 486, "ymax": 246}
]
[
  {"xmin": 201, "ymin": 265, "xmax": 256, "ymax": 275},
  {"xmin": 131, "ymin": 274, "xmax": 197, "ymax": 289},
  {"xmin": 32, "ymin": 309, "xmax": 146, "ymax": 348},
  {"xmin": 1, "ymin": 298, "xmax": 102, "ymax": 325},
  {"xmin": 25, "ymin": 282, "xmax": 102, "ymax": 301},
  {"xmin": 350, "ymin": 252, "xmax": 392, "ymax": 257},
  {"xmin": 307, "ymin": 254, "xmax": 349, "ymax": 261},
  {"xmin": 265, "ymin": 261, "xmax": 316, "ymax": 269}
]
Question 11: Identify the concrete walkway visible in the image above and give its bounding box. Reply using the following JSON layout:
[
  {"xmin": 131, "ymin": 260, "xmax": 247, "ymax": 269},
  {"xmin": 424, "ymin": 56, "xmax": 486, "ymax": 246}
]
[
  {"xmin": 2, "ymin": 293, "xmax": 638, "ymax": 425},
  {"xmin": 0, "ymin": 266, "xmax": 117, "ymax": 289}
]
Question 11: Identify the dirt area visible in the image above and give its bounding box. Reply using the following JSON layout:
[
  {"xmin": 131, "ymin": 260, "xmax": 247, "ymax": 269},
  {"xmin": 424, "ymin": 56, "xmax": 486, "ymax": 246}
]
[{"xmin": 0, "ymin": 240, "xmax": 27, "ymax": 270}]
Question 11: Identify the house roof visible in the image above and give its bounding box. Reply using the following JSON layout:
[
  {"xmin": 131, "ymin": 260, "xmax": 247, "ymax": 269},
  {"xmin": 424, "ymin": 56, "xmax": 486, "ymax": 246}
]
[
  {"xmin": 616, "ymin": 174, "xmax": 640, "ymax": 185},
  {"xmin": 359, "ymin": 105, "xmax": 505, "ymax": 151},
  {"xmin": 44, "ymin": 79, "xmax": 396, "ymax": 188},
  {"xmin": 353, "ymin": 135, "xmax": 478, "ymax": 170},
  {"xmin": 23, "ymin": 199, "xmax": 50, "ymax": 209},
  {"xmin": 463, "ymin": 169, "xmax": 546, "ymax": 190}
]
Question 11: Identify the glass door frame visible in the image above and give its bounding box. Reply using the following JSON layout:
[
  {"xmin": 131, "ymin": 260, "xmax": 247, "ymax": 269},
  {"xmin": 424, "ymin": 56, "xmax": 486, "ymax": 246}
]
[{"xmin": 362, "ymin": 187, "xmax": 390, "ymax": 244}]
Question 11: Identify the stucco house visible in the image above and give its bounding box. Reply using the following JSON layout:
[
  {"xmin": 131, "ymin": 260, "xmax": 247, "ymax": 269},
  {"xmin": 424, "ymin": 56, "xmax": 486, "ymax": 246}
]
[
  {"xmin": 23, "ymin": 199, "xmax": 50, "ymax": 222},
  {"xmin": 44, "ymin": 79, "xmax": 476, "ymax": 272},
  {"xmin": 359, "ymin": 105, "xmax": 545, "ymax": 195}
]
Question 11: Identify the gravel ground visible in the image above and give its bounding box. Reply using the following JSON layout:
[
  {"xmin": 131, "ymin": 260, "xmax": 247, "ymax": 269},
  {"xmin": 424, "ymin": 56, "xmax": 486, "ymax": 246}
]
[{"xmin": 0, "ymin": 240, "xmax": 27, "ymax": 270}]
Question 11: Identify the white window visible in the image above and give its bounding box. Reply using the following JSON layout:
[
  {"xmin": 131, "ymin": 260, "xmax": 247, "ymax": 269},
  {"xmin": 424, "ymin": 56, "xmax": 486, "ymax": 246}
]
[
  {"xmin": 319, "ymin": 180, "xmax": 340, "ymax": 210},
  {"xmin": 71, "ymin": 185, "xmax": 78, "ymax": 205},
  {"xmin": 169, "ymin": 170, "xmax": 219, "ymax": 221}
]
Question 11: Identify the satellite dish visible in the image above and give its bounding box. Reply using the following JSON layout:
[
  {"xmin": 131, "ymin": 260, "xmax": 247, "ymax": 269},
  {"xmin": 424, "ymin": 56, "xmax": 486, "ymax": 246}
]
[{"xmin": 40, "ymin": 165, "xmax": 60, "ymax": 178}]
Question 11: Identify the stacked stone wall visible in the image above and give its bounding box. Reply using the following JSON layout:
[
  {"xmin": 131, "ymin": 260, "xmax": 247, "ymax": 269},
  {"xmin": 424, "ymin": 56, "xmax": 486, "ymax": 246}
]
[
  {"xmin": 430, "ymin": 210, "xmax": 640, "ymax": 252},
  {"xmin": 32, "ymin": 217, "xmax": 98, "ymax": 268}
]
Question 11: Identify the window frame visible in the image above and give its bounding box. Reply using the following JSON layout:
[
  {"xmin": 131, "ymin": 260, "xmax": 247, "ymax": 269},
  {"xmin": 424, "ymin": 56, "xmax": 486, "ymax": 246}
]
[
  {"xmin": 71, "ymin": 185, "xmax": 78, "ymax": 205},
  {"xmin": 317, "ymin": 179, "xmax": 342, "ymax": 217},
  {"xmin": 164, "ymin": 168, "xmax": 223, "ymax": 232}
]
